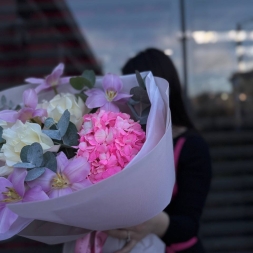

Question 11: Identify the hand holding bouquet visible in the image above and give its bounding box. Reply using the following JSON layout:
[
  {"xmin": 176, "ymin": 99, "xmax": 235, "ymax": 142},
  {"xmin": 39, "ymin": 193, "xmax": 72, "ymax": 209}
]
[{"xmin": 0, "ymin": 63, "xmax": 175, "ymax": 253}]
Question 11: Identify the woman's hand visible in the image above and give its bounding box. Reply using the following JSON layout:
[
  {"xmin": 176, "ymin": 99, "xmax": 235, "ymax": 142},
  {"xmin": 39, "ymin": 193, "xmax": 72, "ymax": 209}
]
[{"xmin": 104, "ymin": 212, "xmax": 169, "ymax": 253}]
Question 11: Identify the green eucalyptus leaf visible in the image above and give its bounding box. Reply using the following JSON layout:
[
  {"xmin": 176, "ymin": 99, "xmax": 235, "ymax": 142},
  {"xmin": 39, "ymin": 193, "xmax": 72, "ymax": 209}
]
[
  {"xmin": 27, "ymin": 143, "xmax": 44, "ymax": 167},
  {"xmin": 128, "ymin": 98, "xmax": 140, "ymax": 106},
  {"xmin": 14, "ymin": 105, "xmax": 21, "ymax": 110},
  {"xmin": 20, "ymin": 145, "xmax": 30, "ymax": 163},
  {"xmin": 81, "ymin": 70, "xmax": 95, "ymax": 88},
  {"xmin": 42, "ymin": 129, "xmax": 61, "ymax": 140},
  {"xmin": 25, "ymin": 167, "xmax": 46, "ymax": 182},
  {"xmin": 135, "ymin": 70, "xmax": 146, "ymax": 90},
  {"xmin": 62, "ymin": 122, "xmax": 79, "ymax": 146},
  {"xmin": 139, "ymin": 106, "xmax": 151, "ymax": 125},
  {"xmin": 44, "ymin": 118, "xmax": 55, "ymax": 129},
  {"xmin": 1, "ymin": 95, "xmax": 7, "ymax": 106},
  {"xmin": 70, "ymin": 77, "xmax": 86, "ymax": 90},
  {"xmin": 0, "ymin": 126, "xmax": 5, "ymax": 143},
  {"xmin": 57, "ymin": 110, "xmax": 70, "ymax": 137},
  {"xmin": 9, "ymin": 100, "xmax": 14, "ymax": 109},
  {"xmin": 75, "ymin": 93, "xmax": 87, "ymax": 103},
  {"xmin": 43, "ymin": 152, "xmax": 57, "ymax": 172},
  {"xmin": 13, "ymin": 162, "xmax": 36, "ymax": 169}
]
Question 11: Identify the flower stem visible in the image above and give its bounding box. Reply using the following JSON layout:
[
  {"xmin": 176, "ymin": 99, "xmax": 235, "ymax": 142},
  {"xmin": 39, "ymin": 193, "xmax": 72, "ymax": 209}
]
[{"xmin": 53, "ymin": 86, "xmax": 58, "ymax": 95}]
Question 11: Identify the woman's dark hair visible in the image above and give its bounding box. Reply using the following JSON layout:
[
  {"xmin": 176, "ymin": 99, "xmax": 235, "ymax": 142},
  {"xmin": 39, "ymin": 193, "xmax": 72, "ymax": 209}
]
[{"xmin": 121, "ymin": 48, "xmax": 194, "ymax": 129}]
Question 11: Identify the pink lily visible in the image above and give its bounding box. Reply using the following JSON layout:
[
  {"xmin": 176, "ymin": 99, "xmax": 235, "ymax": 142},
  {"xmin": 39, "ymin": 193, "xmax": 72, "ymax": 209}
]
[
  {"xmin": 0, "ymin": 89, "xmax": 47, "ymax": 124},
  {"xmin": 25, "ymin": 63, "xmax": 70, "ymax": 94},
  {"xmin": 85, "ymin": 74, "xmax": 132, "ymax": 112},
  {"xmin": 0, "ymin": 169, "xmax": 48, "ymax": 233},
  {"xmin": 27, "ymin": 152, "xmax": 92, "ymax": 198},
  {"xmin": 17, "ymin": 89, "xmax": 47, "ymax": 123}
]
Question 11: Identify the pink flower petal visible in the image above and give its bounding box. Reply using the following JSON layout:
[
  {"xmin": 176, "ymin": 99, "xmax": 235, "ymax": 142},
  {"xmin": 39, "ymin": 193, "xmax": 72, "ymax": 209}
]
[
  {"xmin": 0, "ymin": 110, "xmax": 18, "ymax": 123},
  {"xmin": 94, "ymin": 129, "xmax": 106, "ymax": 143},
  {"xmin": 100, "ymin": 102, "xmax": 119, "ymax": 112},
  {"xmin": 8, "ymin": 169, "xmax": 27, "ymax": 198},
  {"xmin": 23, "ymin": 89, "xmax": 37, "ymax": 109},
  {"xmin": 0, "ymin": 178, "xmax": 13, "ymax": 202},
  {"xmin": 27, "ymin": 169, "xmax": 55, "ymax": 193},
  {"xmin": 52, "ymin": 63, "xmax": 64, "ymax": 76},
  {"xmin": 48, "ymin": 187, "xmax": 73, "ymax": 199},
  {"xmin": 56, "ymin": 152, "xmax": 69, "ymax": 173},
  {"xmin": 85, "ymin": 92, "xmax": 107, "ymax": 109},
  {"xmin": 32, "ymin": 108, "xmax": 47, "ymax": 118},
  {"xmin": 0, "ymin": 206, "xmax": 18, "ymax": 233},
  {"xmin": 22, "ymin": 186, "xmax": 49, "ymax": 202},
  {"xmin": 60, "ymin": 77, "xmax": 70, "ymax": 85},
  {"xmin": 85, "ymin": 88, "xmax": 103, "ymax": 96},
  {"xmin": 64, "ymin": 157, "xmax": 90, "ymax": 183},
  {"xmin": 113, "ymin": 93, "xmax": 132, "ymax": 101},
  {"xmin": 71, "ymin": 179, "xmax": 92, "ymax": 191},
  {"xmin": 34, "ymin": 82, "xmax": 48, "ymax": 94},
  {"xmin": 25, "ymin": 78, "xmax": 44, "ymax": 84},
  {"xmin": 102, "ymin": 74, "xmax": 123, "ymax": 92},
  {"xmin": 17, "ymin": 108, "xmax": 34, "ymax": 123}
]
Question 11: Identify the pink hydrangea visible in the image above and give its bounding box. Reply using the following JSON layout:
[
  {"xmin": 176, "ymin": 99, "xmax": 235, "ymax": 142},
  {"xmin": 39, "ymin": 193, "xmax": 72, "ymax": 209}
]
[{"xmin": 77, "ymin": 110, "xmax": 145, "ymax": 183}]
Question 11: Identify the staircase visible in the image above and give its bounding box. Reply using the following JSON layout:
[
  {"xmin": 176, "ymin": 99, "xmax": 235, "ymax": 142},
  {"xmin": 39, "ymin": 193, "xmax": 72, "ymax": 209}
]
[{"xmin": 200, "ymin": 131, "xmax": 253, "ymax": 253}]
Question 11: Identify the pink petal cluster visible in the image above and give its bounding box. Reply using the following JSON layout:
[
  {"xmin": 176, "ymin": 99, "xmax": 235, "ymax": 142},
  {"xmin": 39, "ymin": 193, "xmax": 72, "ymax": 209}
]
[{"xmin": 77, "ymin": 110, "xmax": 145, "ymax": 183}]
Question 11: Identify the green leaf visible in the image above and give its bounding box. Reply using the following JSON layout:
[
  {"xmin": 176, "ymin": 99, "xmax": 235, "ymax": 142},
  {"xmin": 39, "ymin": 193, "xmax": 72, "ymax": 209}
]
[
  {"xmin": 62, "ymin": 122, "xmax": 79, "ymax": 146},
  {"xmin": 20, "ymin": 145, "xmax": 30, "ymax": 163},
  {"xmin": 70, "ymin": 77, "xmax": 86, "ymax": 90},
  {"xmin": 43, "ymin": 152, "xmax": 57, "ymax": 172},
  {"xmin": 27, "ymin": 143, "xmax": 44, "ymax": 167},
  {"xmin": 44, "ymin": 118, "xmax": 55, "ymax": 129},
  {"xmin": 81, "ymin": 70, "xmax": 95, "ymax": 88},
  {"xmin": 25, "ymin": 167, "xmax": 46, "ymax": 182},
  {"xmin": 0, "ymin": 126, "xmax": 5, "ymax": 143},
  {"xmin": 139, "ymin": 106, "xmax": 151, "ymax": 125},
  {"xmin": 135, "ymin": 70, "xmax": 146, "ymax": 90},
  {"xmin": 42, "ymin": 129, "xmax": 61, "ymax": 140},
  {"xmin": 57, "ymin": 110, "xmax": 70, "ymax": 137},
  {"xmin": 1, "ymin": 95, "xmax": 7, "ymax": 106},
  {"xmin": 13, "ymin": 162, "xmax": 36, "ymax": 169},
  {"xmin": 75, "ymin": 93, "xmax": 87, "ymax": 103}
]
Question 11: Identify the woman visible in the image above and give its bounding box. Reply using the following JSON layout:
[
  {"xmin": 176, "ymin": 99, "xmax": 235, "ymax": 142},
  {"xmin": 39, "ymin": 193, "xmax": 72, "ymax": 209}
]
[{"xmin": 105, "ymin": 48, "xmax": 212, "ymax": 253}]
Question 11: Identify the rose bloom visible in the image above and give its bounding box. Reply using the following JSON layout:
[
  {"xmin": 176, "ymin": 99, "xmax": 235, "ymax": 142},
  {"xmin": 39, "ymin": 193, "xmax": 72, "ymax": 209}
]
[
  {"xmin": 38, "ymin": 93, "xmax": 89, "ymax": 130},
  {"xmin": 0, "ymin": 120, "xmax": 54, "ymax": 167}
]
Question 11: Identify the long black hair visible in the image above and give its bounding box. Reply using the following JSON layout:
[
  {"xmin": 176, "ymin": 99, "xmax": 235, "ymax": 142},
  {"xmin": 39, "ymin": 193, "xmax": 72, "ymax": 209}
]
[{"xmin": 121, "ymin": 48, "xmax": 194, "ymax": 129}]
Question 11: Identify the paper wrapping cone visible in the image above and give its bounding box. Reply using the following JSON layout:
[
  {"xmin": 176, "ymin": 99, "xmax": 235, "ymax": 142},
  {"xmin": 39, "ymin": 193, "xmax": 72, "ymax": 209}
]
[{"xmin": 0, "ymin": 72, "xmax": 175, "ymax": 244}]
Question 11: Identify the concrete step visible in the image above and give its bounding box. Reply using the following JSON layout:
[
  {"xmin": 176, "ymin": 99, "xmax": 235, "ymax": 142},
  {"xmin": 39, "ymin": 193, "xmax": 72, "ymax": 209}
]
[
  {"xmin": 205, "ymin": 191, "xmax": 253, "ymax": 206},
  {"xmin": 212, "ymin": 160, "xmax": 253, "ymax": 176},
  {"xmin": 210, "ymin": 176, "xmax": 253, "ymax": 191},
  {"xmin": 200, "ymin": 221, "xmax": 253, "ymax": 237},
  {"xmin": 210, "ymin": 145, "xmax": 253, "ymax": 161},
  {"xmin": 202, "ymin": 235, "xmax": 253, "ymax": 252},
  {"xmin": 203, "ymin": 131, "xmax": 253, "ymax": 146},
  {"xmin": 201, "ymin": 205, "xmax": 253, "ymax": 221}
]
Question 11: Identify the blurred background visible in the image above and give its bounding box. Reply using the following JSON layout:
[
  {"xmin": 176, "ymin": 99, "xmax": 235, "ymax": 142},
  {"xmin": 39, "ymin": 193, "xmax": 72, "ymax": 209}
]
[{"xmin": 0, "ymin": 0, "xmax": 253, "ymax": 252}]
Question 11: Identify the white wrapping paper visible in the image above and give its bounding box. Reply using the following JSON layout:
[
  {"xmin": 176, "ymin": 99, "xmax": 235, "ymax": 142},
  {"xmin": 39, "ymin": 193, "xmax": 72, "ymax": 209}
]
[{"xmin": 0, "ymin": 72, "xmax": 174, "ymax": 250}]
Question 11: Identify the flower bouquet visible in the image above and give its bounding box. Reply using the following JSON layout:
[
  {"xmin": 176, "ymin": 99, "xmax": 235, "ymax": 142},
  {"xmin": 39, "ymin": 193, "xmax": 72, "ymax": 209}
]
[{"xmin": 0, "ymin": 64, "xmax": 175, "ymax": 252}]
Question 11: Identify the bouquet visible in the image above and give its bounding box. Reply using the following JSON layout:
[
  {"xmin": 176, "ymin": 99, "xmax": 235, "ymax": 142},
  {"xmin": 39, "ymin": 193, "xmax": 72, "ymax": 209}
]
[{"xmin": 0, "ymin": 64, "xmax": 175, "ymax": 252}]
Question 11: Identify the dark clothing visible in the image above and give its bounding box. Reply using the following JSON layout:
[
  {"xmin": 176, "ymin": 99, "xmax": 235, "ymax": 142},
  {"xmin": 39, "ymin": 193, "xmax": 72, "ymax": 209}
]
[{"xmin": 162, "ymin": 129, "xmax": 212, "ymax": 252}]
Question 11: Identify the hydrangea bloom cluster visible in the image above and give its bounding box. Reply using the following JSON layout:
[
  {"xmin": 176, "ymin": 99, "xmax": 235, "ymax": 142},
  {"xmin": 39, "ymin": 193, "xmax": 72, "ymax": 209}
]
[{"xmin": 77, "ymin": 110, "xmax": 146, "ymax": 183}]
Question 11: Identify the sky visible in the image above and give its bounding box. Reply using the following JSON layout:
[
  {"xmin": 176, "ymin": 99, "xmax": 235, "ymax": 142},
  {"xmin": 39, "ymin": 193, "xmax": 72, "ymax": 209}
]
[{"xmin": 66, "ymin": 0, "xmax": 253, "ymax": 97}]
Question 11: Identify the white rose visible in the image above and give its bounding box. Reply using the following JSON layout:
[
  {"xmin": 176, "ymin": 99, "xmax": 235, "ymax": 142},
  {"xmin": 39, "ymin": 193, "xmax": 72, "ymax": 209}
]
[
  {"xmin": 38, "ymin": 93, "xmax": 89, "ymax": 130},
  {"xmin": 0, "ymin": 120, "xmax": 54, "ymax": 168}
]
